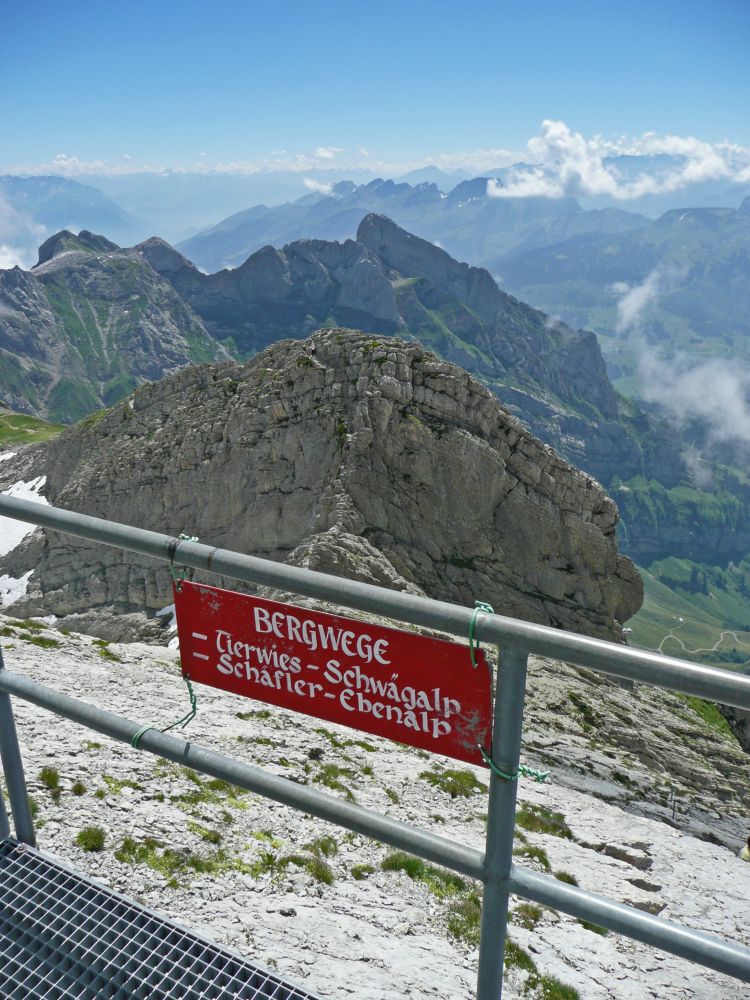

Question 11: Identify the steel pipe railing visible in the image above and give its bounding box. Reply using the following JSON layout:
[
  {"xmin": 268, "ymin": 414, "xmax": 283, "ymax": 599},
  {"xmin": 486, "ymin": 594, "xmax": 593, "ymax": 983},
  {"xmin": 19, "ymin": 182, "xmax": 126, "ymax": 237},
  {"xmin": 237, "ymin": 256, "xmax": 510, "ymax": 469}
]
[
  {"xmin": 2, "ymin": 494, "xmax": 750, "ymax": 709},
  {"xmin": 1, "ymin": 495, "xmax": 750, "ymax": 995}
]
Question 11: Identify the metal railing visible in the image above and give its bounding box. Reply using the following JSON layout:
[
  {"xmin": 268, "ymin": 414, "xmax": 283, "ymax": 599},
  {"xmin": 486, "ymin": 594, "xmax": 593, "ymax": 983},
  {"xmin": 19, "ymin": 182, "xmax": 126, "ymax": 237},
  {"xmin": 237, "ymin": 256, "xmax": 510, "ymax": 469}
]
[{"xmin": 1, "ymin": 493, "xmax": 750, "ymax": 998}]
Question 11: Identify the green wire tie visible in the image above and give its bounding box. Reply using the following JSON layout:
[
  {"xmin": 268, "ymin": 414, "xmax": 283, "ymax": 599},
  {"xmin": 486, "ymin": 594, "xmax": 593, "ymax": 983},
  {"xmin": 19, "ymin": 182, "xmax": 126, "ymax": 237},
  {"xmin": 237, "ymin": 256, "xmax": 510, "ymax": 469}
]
[
  {"xmin": 469, "ymin": 600, "xmax": 494, "ymax": 668},
  {"xmin": 479, "ymin": 745, "xmax": 550, "ymax": 783},
  {"xmin": 471, "ymin": 600, "xmax": 550, "ymax": 783},
  {"xmin": 131, "ymin": 676, "xmax": 198, "ymax": 749},
  {"xmin": 134, "ymin": 532, "xmax": 200, "ymax": 750}
]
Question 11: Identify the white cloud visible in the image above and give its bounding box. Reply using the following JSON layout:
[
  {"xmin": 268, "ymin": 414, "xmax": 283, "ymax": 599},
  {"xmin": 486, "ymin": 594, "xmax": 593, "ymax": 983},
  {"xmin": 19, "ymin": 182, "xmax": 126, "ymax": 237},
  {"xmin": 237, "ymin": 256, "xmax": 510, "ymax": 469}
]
[
  {"xmin": 613, "ymin": 269, "xmax": 663, "ymax": 333},
  {"xmin": 0, "ymin": 193, "xmax": 45, "ymax": 269},
  {"xmin": 612, "ymin": 268, "xmax": 750, "ymax": 467},
  {"xmin": 487, "ymin": 120, "xmax": 749, "ymax": 201},
  {"xmin": 640, "ymin": 350, "xmax": 750, "ymax": 452},
  {"xmin": 421, "ymin": 149, "xmax": 517, "ymax": 173},
  {"xmin": 314, "ymin": 146, "xmax": 343, "ymax": 160},
  {"xmin": 6, "ymin": 123, "xmax": 749, "ymax": 191},
  {"xmin": 303, "ymin": 177, "xmax": 334, "ymax": 195},
  {"xmin": 0, "ymin": 245, "xmax": 30, "ymax": 269},
  {"xmin": 4, "ymin": 143, "xmax": 519, "ymax": 181}
]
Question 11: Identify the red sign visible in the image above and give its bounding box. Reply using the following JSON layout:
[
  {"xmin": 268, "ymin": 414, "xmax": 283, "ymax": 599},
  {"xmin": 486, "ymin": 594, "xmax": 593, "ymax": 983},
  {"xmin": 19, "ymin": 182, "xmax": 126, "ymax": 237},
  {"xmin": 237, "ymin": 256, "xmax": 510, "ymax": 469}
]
[{"xmin": 174, "ymin": 581, "xmax": 492, "ymax": 765}]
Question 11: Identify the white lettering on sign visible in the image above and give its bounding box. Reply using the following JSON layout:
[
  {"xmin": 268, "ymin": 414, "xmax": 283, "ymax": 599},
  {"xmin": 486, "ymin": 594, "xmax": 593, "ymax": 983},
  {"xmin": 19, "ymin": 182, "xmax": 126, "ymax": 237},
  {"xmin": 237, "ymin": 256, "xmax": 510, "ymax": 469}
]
[
  {"xmin": 209, "ymin": 628, "xmax": 460, "ymax": 742},
  {"xmin": 174, "ymin": 581, "xmax": 493, "ymax": 765},
  {"xmin": 252, "ymin": 607, "xmax": 391, "ymax": 664}
]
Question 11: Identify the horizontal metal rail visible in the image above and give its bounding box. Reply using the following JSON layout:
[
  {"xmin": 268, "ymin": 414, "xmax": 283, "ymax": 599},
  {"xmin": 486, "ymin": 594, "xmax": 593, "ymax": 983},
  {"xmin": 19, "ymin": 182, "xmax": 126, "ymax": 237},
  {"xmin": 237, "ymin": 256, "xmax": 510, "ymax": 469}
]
[
  {"xmin": 2, "ymin": 496, "xmax": 750, "ymax": 992},
  {"xmin": 509, "ymin": 866, "xmax": 750, "ymax": 981},
  {"xmin": 1, "ymin": 665, "xmax": 748, "ymax": 983},
  {"xmin": 0, "ymin": 668, "xmax": 483, "ymax": 882},
  {"xmin": 2, "ymin": 495, "xmax": 750, "ymax": 710}
]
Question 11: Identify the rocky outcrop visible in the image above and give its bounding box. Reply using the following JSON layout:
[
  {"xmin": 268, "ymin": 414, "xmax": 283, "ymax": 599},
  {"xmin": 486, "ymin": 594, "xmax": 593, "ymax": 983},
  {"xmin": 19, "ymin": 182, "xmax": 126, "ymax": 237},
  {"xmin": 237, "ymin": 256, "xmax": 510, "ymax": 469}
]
[
  {"xmin": 0, "ymin": 330, "xmax": 641, "ymax": 641},
  {"xmin": 139, "ymin": 235, "xmax": 401, "ymax": 348},
  {"xmin": 37, "ymin": 229, "xmax": 120, "ymax": 265}
]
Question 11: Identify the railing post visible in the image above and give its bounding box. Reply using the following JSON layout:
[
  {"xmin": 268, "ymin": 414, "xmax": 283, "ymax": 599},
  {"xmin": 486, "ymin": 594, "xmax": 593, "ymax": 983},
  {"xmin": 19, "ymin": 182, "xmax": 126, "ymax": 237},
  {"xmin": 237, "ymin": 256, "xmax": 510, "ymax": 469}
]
[
  {"xmin": 0, "ymin": 777, "xmax": 9, "ymax": 840},
  {"xmin": 0, "ymin": 647, "xmax": 36, "ymax": 846},
  {"xmin": 476, "ymin": 646, "xmax": 529, "ymax": 1000}
]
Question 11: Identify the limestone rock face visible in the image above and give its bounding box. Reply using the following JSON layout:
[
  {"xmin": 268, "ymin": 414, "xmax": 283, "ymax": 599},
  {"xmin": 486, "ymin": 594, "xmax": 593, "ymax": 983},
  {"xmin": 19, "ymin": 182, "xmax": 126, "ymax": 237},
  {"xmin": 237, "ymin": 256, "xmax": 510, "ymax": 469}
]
[
  {"xmin": 357, "ymin": 213, "xmax": 623, "ymax": 422},
  {"xmin": 1, "ymin": 330, "xmax": 641, "ymax": 640},
  {"xmin": 140, "ymin": 236, "xmax": 401, "ymax": 348}
]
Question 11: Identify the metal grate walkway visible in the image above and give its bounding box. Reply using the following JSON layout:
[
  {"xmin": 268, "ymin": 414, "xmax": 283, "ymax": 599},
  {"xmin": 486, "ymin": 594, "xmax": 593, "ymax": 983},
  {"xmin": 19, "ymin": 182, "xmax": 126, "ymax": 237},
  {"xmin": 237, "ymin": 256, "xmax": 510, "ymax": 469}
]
[{"xmin": 0, "ymin": 839, "xmax": 321, "ymax": 999}]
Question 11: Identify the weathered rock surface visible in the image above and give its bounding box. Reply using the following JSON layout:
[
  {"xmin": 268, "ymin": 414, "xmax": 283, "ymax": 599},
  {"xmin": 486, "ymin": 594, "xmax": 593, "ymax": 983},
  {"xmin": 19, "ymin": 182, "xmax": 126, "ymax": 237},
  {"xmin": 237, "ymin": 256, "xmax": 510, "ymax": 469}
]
[
  {"xmin": 138, "ymin": 232, "xmax": 402, "ymax": 348},
  {"xmin": 0, "ymin": 329, "xmax": 641, "ymax": 640}
]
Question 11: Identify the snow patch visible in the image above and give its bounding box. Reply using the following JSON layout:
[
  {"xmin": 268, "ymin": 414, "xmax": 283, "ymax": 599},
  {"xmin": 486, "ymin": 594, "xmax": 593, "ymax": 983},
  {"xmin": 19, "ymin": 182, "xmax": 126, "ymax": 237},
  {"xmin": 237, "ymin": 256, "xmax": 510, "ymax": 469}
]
[
  {"xmin": 0, "ymin": 569, "xmax": 32, "ymax": 607},
  {"xmin": 0, "ymin": 475, "xmax": 48, "ymax": 557},
  {"xmin": 0, "ymin": 474, "xmax": 49, "ymax": 606},
  {"xmin": 156, "ymin": 601, "xmax": 180, "ymax": 649},
  {"xmin": 155, "ymin": 602, "xmax": 176, "ymax": 629},
  {"xmin": 0, "ymin": 451, "xmax": 17, "ymax": 464}
]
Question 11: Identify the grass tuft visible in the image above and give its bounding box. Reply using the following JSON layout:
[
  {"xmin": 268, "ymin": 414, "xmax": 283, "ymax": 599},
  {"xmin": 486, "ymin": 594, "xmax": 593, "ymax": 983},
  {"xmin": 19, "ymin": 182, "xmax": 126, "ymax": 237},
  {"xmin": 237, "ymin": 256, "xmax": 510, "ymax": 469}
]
[
  {"xmin": 419, "ymin": 767, "xmax": 487, "ymax": 798},
  {"xmin": 516, "ymin": 802, "xmax": 574, "ymax": 840},
  {"xmin": 380, "ymin": 851, "xmax": 466, "ymax": 898},
  {"xmin": 114, "ymin": 836, "xmax": 260, "ymax": 888},
  {"xmin": 38, "ymin": 766, "xmax": 60, "ymax": 791},
  {"xmin": 553, "ymin": 870, "xmax": 579, "ymax": 886},
  {"xmin": 351, "ymin": 864, "xmax": 375, "ymax": 881},
  {"xmin": 447, "ymin": 890, "xmax": 483, "ymax": 946},
  {"xmin": 76, "ymin": 826, "xmax": 106, "ymax": 852}
]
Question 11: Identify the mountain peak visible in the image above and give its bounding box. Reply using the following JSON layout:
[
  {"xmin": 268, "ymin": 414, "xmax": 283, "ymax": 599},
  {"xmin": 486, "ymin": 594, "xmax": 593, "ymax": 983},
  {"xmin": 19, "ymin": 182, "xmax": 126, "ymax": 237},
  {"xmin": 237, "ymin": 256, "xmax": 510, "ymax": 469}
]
[
  {"xmin": 36, "ymin": 229, "xmax": 120, "ymax": 266},
  {"xmin": 356, "ymin": 213, "xmax": 501, "ymax": 325},
  {"xmin": 137, "ymin": 236, "xmax": 199, "ymax": 276}
]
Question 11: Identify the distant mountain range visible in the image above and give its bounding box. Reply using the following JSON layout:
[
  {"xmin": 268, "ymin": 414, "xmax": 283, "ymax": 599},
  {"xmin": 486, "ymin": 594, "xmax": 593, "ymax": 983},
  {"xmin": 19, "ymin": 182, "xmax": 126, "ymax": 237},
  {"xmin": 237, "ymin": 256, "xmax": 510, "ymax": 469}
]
[
  {"xmin": 4, "ymin": 215, "xmax": 750, "ymax": 635},
  {"xmin": 173, "ymin": 179, "xmax": 750, "ymax": 395},
  {"xmin": 177, "ymin": 177, "xmax": 648, "ymax": 273},
  {"xmin": 5, "ymin": 169, "xmax": 749, "ymax": 386}
]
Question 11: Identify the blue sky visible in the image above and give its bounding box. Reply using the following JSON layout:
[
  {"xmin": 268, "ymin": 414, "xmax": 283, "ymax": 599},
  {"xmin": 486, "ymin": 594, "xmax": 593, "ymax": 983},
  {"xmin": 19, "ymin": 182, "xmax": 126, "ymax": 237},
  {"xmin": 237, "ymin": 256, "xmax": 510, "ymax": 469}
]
[{"xmin": 2, "ymin": 0, "xmax": 749, "ymax": 174}]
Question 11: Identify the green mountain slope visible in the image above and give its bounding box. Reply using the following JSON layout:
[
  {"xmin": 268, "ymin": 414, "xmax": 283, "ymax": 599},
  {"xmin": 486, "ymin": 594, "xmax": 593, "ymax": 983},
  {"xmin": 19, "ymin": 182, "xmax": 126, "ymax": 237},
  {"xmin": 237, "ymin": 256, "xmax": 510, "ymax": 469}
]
[
  {"xmin": 629, "ymin": 560, "xmax": 750, "ymax": 668},
  {"xmin": 0, "ymin": 231, "xmax": 229, "ymax": 423},
  {"xmin": 0, "ymin": 409, "xmax": 63, "ymax": 447},
  {"xmin": 492, "ymin": 200, "xmax": 750, "ymax": 384}
]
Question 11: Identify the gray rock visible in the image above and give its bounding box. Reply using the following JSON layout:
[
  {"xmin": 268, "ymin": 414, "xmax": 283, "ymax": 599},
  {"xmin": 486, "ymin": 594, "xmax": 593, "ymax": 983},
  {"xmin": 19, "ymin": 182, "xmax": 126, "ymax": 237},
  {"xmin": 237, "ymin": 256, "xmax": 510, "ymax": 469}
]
[{"xmin": 1, "ymin": 329, "xmax": 641, "ymax": 641}]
